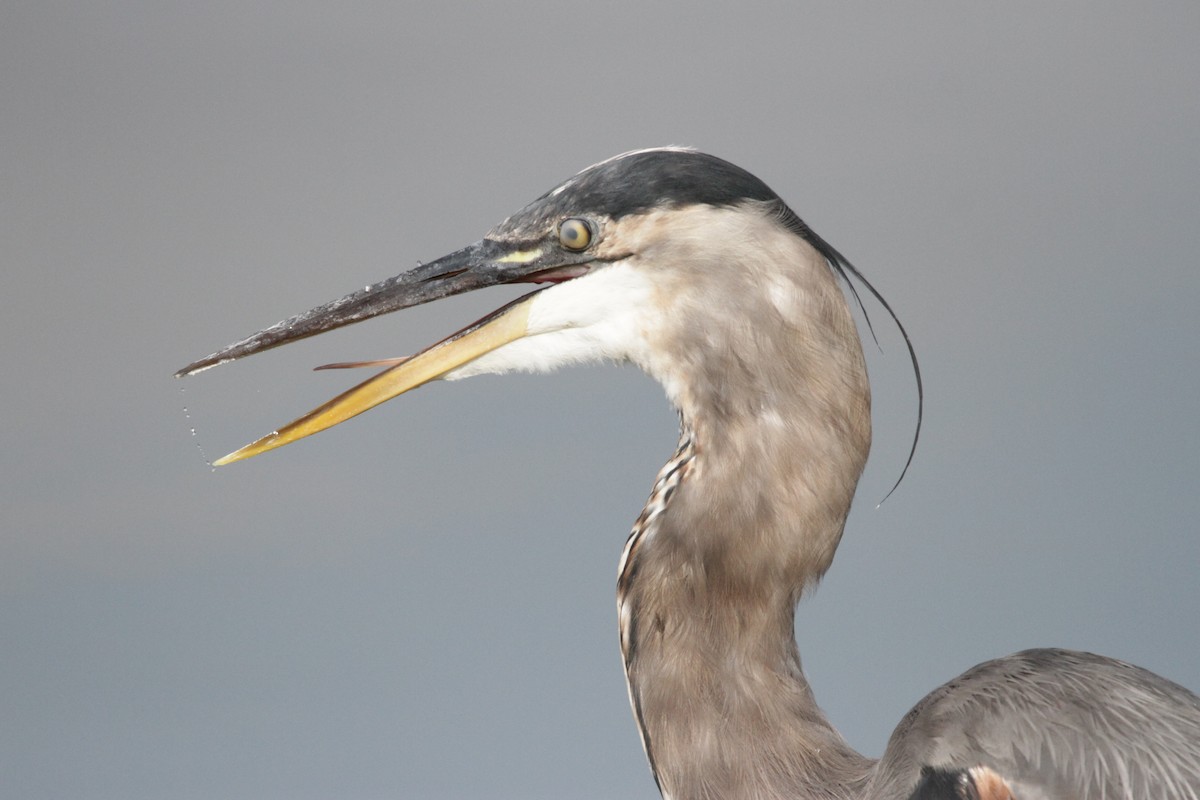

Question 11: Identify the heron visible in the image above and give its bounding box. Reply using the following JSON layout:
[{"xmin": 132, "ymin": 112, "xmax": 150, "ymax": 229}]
[{"xmin": 178, "ymin": 148, "xmax": 1200, "ymax": 800}]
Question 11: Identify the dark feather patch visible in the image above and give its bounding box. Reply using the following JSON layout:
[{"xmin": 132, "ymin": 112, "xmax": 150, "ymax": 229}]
[
  {"xmin": 907, "ymin": 766, "xmax": 1016, "ymax": 800},
  {"xmin": 907, "ymin": 767, "xmax": 972, "ymax": 799},
  {"xmin": 520, "ymin": 149, "xmax": 783, "ymax": 225}
]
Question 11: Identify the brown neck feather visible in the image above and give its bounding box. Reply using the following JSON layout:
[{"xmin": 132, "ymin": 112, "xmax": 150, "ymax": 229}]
[{"xmin": 615, "ymin": 207, "xmax": 875, "ymax": 799}]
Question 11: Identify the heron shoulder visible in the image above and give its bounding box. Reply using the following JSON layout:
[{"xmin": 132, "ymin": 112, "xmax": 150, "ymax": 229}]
[{"xmin": 870, "ymin": 648, "xmax": 1200, "ymax": 799}]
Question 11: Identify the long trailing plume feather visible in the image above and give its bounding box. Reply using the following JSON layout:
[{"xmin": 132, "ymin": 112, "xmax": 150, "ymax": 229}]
[{"xmin": 779, "ymin": 205, "xmax": 923, "ymax": 503}]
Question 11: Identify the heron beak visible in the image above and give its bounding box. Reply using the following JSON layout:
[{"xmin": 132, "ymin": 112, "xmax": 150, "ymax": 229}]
[{"xmin": 176, "ymin": 239, "xmax": 592, "ymax": 465}]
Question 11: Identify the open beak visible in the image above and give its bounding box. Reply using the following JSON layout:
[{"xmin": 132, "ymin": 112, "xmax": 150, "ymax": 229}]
[{"xmin": 176, "ymin": 238, "xmax": 592, "ymax": 465}]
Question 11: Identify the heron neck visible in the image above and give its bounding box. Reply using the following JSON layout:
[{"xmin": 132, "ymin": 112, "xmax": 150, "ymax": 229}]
[{"xmin": 618, "ymin": 392, "xmax": 872, "ymax": 799}]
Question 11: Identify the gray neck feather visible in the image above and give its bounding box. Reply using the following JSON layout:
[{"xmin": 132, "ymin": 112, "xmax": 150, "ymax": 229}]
[{"xmin": 617, "ymin": 206, "xmax": 875, "ymax": 799}]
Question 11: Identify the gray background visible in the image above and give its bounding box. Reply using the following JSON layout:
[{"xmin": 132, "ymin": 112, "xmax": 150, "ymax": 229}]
[{"xmin": 3, "ymin": 3, "xmax": 1198, "ymax": 799}]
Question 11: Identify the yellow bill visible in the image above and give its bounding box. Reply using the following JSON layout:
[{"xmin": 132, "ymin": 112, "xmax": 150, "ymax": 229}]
[{"xmin": 213, "ymin": 296, "xmax": 534, "ymax": 466}]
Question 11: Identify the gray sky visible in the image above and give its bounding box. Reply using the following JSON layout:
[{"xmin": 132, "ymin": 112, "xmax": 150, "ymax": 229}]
[{"xmin": 3, "ymin": 3, "xmax": 1198, "ymax": 799}]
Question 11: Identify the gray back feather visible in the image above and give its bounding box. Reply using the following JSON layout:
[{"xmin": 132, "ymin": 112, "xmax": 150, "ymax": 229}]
[{"xmin": 869, "ymin": 649, "xmax": 1200, "ymax": 799}]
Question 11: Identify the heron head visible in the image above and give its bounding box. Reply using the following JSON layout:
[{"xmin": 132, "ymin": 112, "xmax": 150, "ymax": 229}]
[{"xmin": 178, "ymin": 148, "xmax": 898, "ymax": 467}]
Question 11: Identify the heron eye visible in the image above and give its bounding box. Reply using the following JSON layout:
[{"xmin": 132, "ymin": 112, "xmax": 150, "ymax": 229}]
[{"xmin": 558, "ymin": 218, "xmax": 593, "ymax": 251}]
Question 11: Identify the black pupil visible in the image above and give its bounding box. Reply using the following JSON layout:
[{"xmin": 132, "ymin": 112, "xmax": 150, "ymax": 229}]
[{"xmin": 565, "ymin": 222, "xmax": 585, "ymax": 246}]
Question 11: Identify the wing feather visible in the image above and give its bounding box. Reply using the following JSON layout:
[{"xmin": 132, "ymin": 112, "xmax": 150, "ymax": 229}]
[{"xmin": 869, "ymin": 649, "xmax": 1200, "ymax": 799}]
